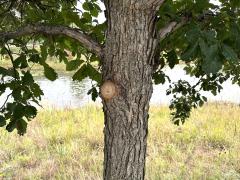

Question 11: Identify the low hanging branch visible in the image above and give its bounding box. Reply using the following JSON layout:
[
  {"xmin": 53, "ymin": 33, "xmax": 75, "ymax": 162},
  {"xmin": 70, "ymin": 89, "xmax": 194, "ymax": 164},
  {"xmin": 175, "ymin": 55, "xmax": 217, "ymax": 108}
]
[{"xmin": 0, "ymin": 24, "xmax": 103, "ymax": 57}]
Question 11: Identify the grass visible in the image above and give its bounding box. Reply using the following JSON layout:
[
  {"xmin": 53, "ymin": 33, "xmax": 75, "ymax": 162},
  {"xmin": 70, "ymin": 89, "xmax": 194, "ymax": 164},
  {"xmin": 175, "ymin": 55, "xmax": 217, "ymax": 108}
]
[
  {"xmin": 0, "ymin": 56, "xmax": 69, "ymax": 76},
  {"xmin": 0, "ymin": 103, "xmax": 240, "ymax": 179}
]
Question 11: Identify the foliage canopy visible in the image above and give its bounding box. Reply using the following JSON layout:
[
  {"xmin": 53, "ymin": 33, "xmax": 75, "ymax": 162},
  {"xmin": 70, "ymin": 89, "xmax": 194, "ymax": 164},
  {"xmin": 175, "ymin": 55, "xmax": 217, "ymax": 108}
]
[{"xmin": 0, "ymin": 0, "xmax": 240, "ymax": 134}]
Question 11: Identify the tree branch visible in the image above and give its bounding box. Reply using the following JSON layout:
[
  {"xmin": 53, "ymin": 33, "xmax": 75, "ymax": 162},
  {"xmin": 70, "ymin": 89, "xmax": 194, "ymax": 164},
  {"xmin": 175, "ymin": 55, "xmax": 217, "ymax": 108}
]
[
  {"xmin": 0, "ymin": 93, "xmax": 12, "ymax": 110},
  {"xmin": 145, "ymin": 0, "xmax": 165, "ymax": 9},
  {"xmin": 0, "ymin": 24, "xmax": 103, "ymax": 57},
  {"xmin": 158, "ymin": 11, "xmax": 216, "ymax": 41},
  {"xmin": 158, "ymin": 17, "xmax": 188, "ymax": 41}
]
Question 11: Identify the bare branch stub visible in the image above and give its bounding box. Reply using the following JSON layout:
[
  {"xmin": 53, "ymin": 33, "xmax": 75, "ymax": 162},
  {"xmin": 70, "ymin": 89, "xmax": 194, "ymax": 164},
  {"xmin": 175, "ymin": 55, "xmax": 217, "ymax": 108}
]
[
  {"xmin": 144, "ymin": 0, "xmax": 166, "ymax": 9},
  {"xmin": 158, "ymin": 17, "xmax": 188, "ymax": 41}
]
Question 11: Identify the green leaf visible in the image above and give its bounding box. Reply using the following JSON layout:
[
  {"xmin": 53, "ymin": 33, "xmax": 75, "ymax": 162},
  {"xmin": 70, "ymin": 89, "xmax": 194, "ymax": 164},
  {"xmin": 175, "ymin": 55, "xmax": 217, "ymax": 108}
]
[
  {"xmin": 222, "ymin": 44, "xmax": 239, "ymax": 62},
  {"xmin": 72, "ymin": 64, "xmax": 101, "ymax": 83},
  {"xmin": 87, "ymin": 87, "xmax": 99, "ymax": 101},
  {"xmin": 13, "ymin": 103, "xmax": 25, "ymax": 119},
  {"xmin": 186, "ymin": 27, "xmax": 201, "ymax": 43},
  {"xmin": 153, "ymin": 71, "xmax": 167, "ymax": 84},
  {"xmin": 16, "ymin": 119, "xmax": 27, "ymax": 135},
  {"xmin": 201, "ymin": 44, "xmax": 222, "ymax": 74},
  {"xmin": 202, "ymin": 96, "xmax": 207, "ymax": 102},
  {"xmin": 167, "ymin": 50, "xmax": 179, "ymax": 69},
  {"xmin": 204, "ymin": 30, "xmax": 217, "ymax": 44},
  {"xmin": 24, "ymin": 105, "xmax": 37, "ymax": 119},
  {"xmin": 181, "ymin": 40, "xmax": 199, "ymax": 61},
  {"xmin": 6, "ymin": 109, "xmax": 28, "ymax": 135},
  {"xmin": 82, "ymin": 2, "xmax": 91, "ymax": 11},
  {"xmin": 72, "ymin": 64, "xmax": 89, "ymax": 81},
  {"xmin": 199, "ymin": 39, "xmax": 222, "ymax": 73},
  {"xmin": 203, "ymin": 58, "xmax": 221, "ymax": 74},
  {"xmin": 29, "ymin": 54, "xmax": 41, "ymax": 63},
  {"xmin": 22, "ymin": 71, "xmax": 34, "ymax": 85},
  {"xmin": 44, "ymin": 65, "xmax": 58, "ymax": 81},
  {"xmin": 6, "ymin": 119, "xmax": 17, "ymax": 133},
  {"xmin": 199, "ymin": 38, "xmax": 208, "ymax": 57},
  {"xmin": 87, "ymin": 64, "xmax": 101, "ymax": 83},
  {"xmin": 13, "ymin": 55, "xmax": 27, "ymax": 68},
  {"xmin": 12, "ymin": 88, "xmax": 22, "ymax": 101},
  {"xmin": 0, "ymin": 67, "xmax": 12, "ymax": 77},
  {"xmin": 31, "ymin": 83, "xmax": 44, "ymax": 97},
  {"xmin": 0, "ymin": 83, "xmax": 6, "ymax": 95},
  {"xmin": 91, "ymin": 8, "xmax": 99, "ymax": 17},
  {"xmin": 90, "ymin": 55, "xmax": 100, "ymax": 62},
  {"xmin": 0, "ymin": 115, "xmax": 6, "ymax": 127},
  {"xmin": 66, "ymin": 59, "xmax": 84, "ymax": 71},
  {"xmin": 82, "ymin": 12, "xmax": 92, "ymax": 22},
  {"xmin": 40, "ymin": 45, "xmax": 48, "ymax": 62}
]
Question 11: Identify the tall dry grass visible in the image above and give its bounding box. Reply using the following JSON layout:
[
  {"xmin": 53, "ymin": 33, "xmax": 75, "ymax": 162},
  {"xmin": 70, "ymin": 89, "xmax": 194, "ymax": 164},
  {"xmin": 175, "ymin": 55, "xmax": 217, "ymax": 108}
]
[{"xmin": 0, "ymin": 103, "xmax": 239, "ymax": 179}]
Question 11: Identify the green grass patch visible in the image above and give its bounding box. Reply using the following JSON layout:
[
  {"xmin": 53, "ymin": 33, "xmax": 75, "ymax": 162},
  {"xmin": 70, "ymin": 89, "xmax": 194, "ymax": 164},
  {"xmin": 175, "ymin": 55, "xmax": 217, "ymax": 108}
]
[{"xmin": 0, "ymin": 103, "xmax": 239, "ymax": 179}]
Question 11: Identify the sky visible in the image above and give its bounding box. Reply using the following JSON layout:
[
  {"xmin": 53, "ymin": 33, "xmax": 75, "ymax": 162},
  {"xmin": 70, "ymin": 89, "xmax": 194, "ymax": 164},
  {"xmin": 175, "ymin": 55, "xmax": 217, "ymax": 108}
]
[
  {"xmin": 77, "ymin": 0, "xmax": 105, "ymax": 23},
  {"xmin": 210, "ymin": 0, "xmax": 221, "ymax": 6}
]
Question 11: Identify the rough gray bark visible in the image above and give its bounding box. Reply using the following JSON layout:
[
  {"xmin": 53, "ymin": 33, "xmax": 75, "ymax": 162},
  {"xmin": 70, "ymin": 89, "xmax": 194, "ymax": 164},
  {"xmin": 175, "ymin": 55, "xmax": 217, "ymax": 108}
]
[{"xmin": 102, "ymin": 1, "xmax": 159, "ymax": 179}]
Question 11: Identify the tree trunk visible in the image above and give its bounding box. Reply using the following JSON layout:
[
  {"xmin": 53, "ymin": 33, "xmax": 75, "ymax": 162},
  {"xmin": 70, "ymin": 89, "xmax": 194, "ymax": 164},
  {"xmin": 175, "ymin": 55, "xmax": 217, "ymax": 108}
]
[{"xmin": 102, "ymin": 2, "xmax": 158, "ymax": 180}]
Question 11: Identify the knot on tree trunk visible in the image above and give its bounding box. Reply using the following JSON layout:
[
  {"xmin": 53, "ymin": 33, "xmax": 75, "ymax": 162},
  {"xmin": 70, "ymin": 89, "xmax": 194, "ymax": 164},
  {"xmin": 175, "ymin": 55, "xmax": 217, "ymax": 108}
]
[{"xmin": 100, "ymin": 80, "xmax": 118, "ymax": 101}]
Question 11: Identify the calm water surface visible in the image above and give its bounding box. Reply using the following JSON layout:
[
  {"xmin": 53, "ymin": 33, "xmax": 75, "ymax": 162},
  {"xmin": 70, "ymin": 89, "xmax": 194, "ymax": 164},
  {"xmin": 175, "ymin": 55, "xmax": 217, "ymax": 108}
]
[
  {"xmin": 1, "ymin": 66, "xmax": 240, "ymax": 108},
  {"xmin": 37, "ymin": 66, "xmax": 240, "ymax": 108}
]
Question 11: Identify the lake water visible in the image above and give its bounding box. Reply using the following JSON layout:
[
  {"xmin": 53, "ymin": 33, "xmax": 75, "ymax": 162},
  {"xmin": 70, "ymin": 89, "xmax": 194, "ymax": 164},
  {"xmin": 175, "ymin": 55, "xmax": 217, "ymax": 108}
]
[{"xmin": 1, "ymin": 66, "xmax": 240, "ymax": 108}]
